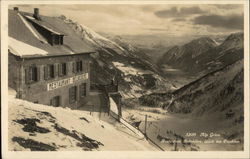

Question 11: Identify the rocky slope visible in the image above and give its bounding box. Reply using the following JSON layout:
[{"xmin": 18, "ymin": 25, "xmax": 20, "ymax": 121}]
[
  {"xmin": 158, "ymin": 33, "xmax": 243, "ymax": 75},
  {"xmin": 58, "ymin": 15, "xmax": 171, "ymax": 98}
]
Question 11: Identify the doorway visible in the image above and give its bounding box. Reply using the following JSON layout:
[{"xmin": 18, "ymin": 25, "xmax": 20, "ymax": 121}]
[{"xmin": 50, "ymin": 96, "xmax": 61, "ymax": 107}]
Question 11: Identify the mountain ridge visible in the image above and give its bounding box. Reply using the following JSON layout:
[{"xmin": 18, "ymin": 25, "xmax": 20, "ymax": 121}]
[{"xmin": 158, "ymin": 32, "xmax": 243, "ymax": 75}]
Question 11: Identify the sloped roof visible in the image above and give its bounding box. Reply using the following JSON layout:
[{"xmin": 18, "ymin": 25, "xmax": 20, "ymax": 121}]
[{"xmin": 8, "ymin": 9, "xmax": 95, "ymax": 58}]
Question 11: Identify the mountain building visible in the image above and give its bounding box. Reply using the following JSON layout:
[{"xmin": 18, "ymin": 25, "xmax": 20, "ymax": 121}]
[{"xmin": 8, "ymin": 7, "xmax": 95, "ymax": 108}]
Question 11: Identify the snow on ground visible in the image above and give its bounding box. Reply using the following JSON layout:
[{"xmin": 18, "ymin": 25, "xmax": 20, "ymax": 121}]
[
  {"xmin": 9, "ymin": 37, "xmax": 48, "ymax": 57},
  {"xmin": 122, "ymin": 107, "xmax": 243, "ymax": 151},
  {"xmin": 8, "ymin": 90, "xmax": 156, "ymax": 151},
  {"xmin": 112, "ymin": 61, "xmax": 150, "ymax": 76}
]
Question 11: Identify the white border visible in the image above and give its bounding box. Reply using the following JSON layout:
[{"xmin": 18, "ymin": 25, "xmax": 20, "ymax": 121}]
[{"xmin": 1, "ymin": 1, "xmax": 250, "ymax": 159}]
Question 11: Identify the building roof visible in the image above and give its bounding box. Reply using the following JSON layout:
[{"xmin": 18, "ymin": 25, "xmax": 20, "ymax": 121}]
[{"xmin": 8, "ymin": 9, "xmax": 95, "ymax": 58}]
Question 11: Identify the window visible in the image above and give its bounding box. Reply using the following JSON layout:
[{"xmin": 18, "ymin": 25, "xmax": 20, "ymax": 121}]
[
  {"xmin": 76, "ymin": 61, "xmax": 83, "ymax": 72},
  {"xmin": 59, "ymin": 63, "xmax": 67, "ymax": 76},
  {"xmin": 72, "ymin": 61, "xmax": 83, "ymax": 73},
  {"xmin": 52, "ymin": 35, "xmax": 64, "ymax": 45},
  {"xmin": 79, "ymin": 83, "xmax": 87, "ymax": 97},
  {"xmin": 50, "ymin": 96, "xmax": 60, "ymax": 107},
  {"xmin": 44, "ymin": 64, "xmax": 55, "ymax": 80},
  {"xmin": 69, "ymin": 86, "xmax": 77, "ymax": 103},
  {"xmin": 25, "ymin": 65, "xmax": 39, "ymax": 84},
  {"xmin": 48, "ymin": 64, "xmax": 55, "ymax": 78}
]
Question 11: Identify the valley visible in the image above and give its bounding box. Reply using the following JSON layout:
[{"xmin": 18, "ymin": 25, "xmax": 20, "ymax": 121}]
[{"xmin": 57, "ymin": 15, "xmax": 245, "ymax": 151}]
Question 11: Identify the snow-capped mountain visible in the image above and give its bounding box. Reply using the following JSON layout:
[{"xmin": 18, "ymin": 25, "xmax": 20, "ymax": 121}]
[
  {"xmin": 158, "ymin": 33, "xmax": 243, "ymax": 75},
  {"xmin": 58, "ymin": 15, "xmax": 171, "ymax": 98}
]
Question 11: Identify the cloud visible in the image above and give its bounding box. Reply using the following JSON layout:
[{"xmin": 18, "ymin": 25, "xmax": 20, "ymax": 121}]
[
  {"xmin": 193, "ymin": 14, "xmax": 243, "ymax": 30},
  {"xmin": 147, "ymin": 28, "xmax": 168, "ymax": 31},
  {"xmin": 155, "ymin": 6, "xmax": 207, "ymax": 18},
  {"xmin": 211, "ymin": 4, "xmax": 243, "ymax": 9},
  {"xmin": 172, "ymin": 18, "xmax": 186, "ymax": 22}
]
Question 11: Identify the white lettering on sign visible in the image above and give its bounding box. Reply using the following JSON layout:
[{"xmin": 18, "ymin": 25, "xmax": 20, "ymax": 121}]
[{"xmin": 47, "ymin": 73, "xmax": 88, "ymax": 91}]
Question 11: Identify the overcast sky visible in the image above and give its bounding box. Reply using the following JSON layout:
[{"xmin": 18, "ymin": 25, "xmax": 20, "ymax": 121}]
[{"xmin": 11, "ymin": 4, "xmax": 244, "ymax": 36}]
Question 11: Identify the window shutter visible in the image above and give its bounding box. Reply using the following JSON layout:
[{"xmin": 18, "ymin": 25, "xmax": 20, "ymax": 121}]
[
  {"xmin": 37, "ymin": 66, "xmax": 40, "ymax": 81},
  {"xmin": 69, "ymin": 87, "xmax": 73, "ymax": 103},
  {"xmin": 86, "ymin": 62, "xmax": 89, "ymax": 72},
  {"xmin": 81, "ymin": 60, "xmax": 84, "ymax": 72},
  {"xmin": 84, "ymin": 83, "xmax": 87, "ymax": 96},
  {"xmin": 54, "ymin": 64, "xmax": 58, "ymax": 77},
  {"xmin": 72, "ymin": 62, "xmax": 76, "ymax": 73},
  {"xmin": 58, "ymin": 63, "xmax": 62, "ymax": 76},
  {"xmin": 44, "ymin": 65, "xmax": 48, "ymax": 80},
  {"xmin": 25, "ymin": 68, "xmax": 29, "ymax": 84},
  {"xmin": 65, "ymin": 63, "xmax": 68, "ymax": 75}
]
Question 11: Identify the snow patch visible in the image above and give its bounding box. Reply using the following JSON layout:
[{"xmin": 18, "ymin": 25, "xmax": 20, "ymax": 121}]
[
  {"xmin": 19, "ymin": 13, "xmax": 46, "ymax": 43},
  {"xmin": 112, "ymin": 62, "xmax": 145, "ymax": 76},
  {"xmin": 9, "ymin": 37, "xmax": 48, "ymax": 56}
]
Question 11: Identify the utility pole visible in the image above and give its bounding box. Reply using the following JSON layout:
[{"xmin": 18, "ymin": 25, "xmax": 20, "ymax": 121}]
[
  {"xmin": 145, "ymin": 115, "xmax": 148, "ymax": 140},
  {"xmin": 174, "ymin": 137, "xmax": 178, "ymax": 151}
]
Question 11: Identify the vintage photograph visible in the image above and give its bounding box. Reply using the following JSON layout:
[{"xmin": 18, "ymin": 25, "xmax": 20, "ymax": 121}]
[{"xmin": 3, "ymin": 1, "xmax": 248, "ymax": 154}]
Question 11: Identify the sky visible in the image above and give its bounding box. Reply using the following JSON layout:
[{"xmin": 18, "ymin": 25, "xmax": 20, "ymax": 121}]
[{"xmin": 11, "ymin": 4, "xmax": 244, "ymax": 37}]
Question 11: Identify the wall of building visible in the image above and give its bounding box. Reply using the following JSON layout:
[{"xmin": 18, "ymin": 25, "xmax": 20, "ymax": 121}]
[
  {"xmin": 9, "ymin": 53, "xmax": 91, "ymax": 109},
  {"xmin": 8, "ymin": 53, "xmax": 25, "ymax": 98}
]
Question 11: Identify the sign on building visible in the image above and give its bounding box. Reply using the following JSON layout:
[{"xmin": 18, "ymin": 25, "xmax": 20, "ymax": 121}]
[{"xmin": 47, "ymin": 73, "xmax": 88, "ymax": 91}]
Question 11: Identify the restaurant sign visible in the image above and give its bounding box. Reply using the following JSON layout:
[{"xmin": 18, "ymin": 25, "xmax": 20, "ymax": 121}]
[{"xmin": 47, "ymin": 73, "xmax": 88, "ymax": 91}]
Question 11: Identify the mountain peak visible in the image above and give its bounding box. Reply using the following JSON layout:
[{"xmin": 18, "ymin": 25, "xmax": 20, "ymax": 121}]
[
  {"xmin": 188, "ymin": 36, "xmax": 217, "ymax": 47},
  {"xmin": 224, "ymin": 32, "xmax": 243, "ymax": 42},
  {"xmin": 220, "ymin": 32, "xmax": 243, "ymax": 50}
]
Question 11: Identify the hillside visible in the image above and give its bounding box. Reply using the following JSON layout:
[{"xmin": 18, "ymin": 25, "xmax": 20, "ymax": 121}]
[
  {"xmin": 8, "ymin": 89, "xmax": 156, "ymax": 151},
  {"xmin": 158, "ymin": 37, "xmax": 217, "ymax": 71},
  {"xmin": 57, "ymin": 15, "xmax": 172, "ymax": 98},
  {"xmin": 158, "ymin": 33, "xmax": 243, "ymax": 75},
  {"xmin": 141, "ymin": 59, "xmax": 243, "ymax": 115},
  {"xmin": 170, "ymin": 60, "xmax": 243, "ymax": 115},
  {"xmin": 138, "ymin": 59, "xmax": 244, "ymax": 149}
]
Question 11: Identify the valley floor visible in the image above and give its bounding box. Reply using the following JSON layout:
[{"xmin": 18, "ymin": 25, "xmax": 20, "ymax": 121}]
[{"xmin": 122, "ymin": 107, "xmax": 243, "ymax": 151}]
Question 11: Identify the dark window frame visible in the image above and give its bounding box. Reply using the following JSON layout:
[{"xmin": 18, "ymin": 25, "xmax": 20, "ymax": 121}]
[
  {"xmin": 25, "ymin": 65, "xmax": 39, "ymax": 84},
  {"xmin": 59, "ymin": 63, "xmax": 67, "ymax": 77},
  {"xmin": 50, "ymin": 96, "xmax": 61, "ymax": 107},
  {"xmin": 79, "ymin": 83, "xmax": 87, "ymax": 97},
  {"xmin": 44, "ymin": 64, "xmax": 55, "ymax": 80},
  {"xmin": 69, "ymin": 86, "xmax": 77, "ymax": 104},
  {"xmin": 76, "ymin": 61, "xmax": 83, "ymax": 72}
]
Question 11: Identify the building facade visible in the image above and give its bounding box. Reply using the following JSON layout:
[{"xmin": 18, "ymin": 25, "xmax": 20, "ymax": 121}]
[{"xmin": 8, "ymin": 7, "xmax": 95, "ymax": 109}]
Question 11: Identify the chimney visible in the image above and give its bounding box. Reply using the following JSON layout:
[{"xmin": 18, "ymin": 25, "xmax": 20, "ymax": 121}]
[
  {"xmin": 13, "ymin": 7, "xmax": 19, "ymax": 11},
  {"xmin": 33, "ymin": 8, "xmax": 41, "ymax": 20}
]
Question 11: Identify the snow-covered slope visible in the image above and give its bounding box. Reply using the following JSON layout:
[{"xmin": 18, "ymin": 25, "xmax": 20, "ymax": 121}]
[
  {"xmin": 138, "ymin": 60, "xmax": 244, "ymax": 148},
  {"xmin": 8, "ymin": 90, "xmax": 156, "ymax": 151},
  {"xmin": 57, "ymin": 15, "xmax": 171, "ymax": 98}
]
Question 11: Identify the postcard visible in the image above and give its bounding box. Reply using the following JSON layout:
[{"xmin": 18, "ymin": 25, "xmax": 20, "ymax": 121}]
[{"xmin": 1, "ymin": 0, "xmax": 249, "ymax": 158}]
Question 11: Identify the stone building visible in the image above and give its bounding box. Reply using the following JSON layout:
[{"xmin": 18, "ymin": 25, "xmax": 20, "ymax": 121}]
[{"xmin": 8, "ymin": 7, "xmax": 95, "ymax": 108}]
